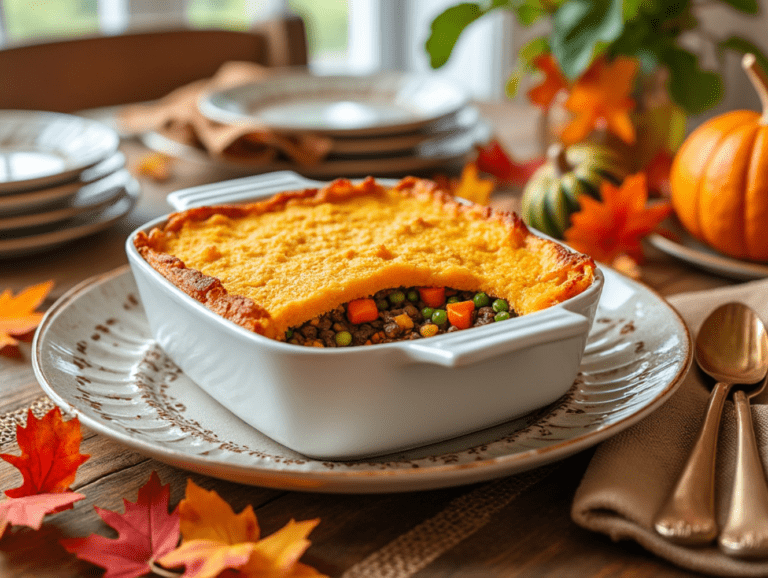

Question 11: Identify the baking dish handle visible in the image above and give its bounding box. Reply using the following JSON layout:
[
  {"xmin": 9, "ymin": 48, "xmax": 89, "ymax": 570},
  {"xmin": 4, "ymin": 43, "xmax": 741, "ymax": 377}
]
[
  {"xmin": 400, "ymin": 306, "xmax": 590, "ymax": 368},
  {"xmin": 167, "ymin": 171, "xmax": 327, "ymax": 210}
]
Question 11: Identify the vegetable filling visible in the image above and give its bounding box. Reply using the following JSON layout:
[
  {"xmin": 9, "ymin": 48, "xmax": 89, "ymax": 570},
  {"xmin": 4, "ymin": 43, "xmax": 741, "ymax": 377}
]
[{"xmin": 285, "ymin": 286, "xmax": 518, "ymax": 347}]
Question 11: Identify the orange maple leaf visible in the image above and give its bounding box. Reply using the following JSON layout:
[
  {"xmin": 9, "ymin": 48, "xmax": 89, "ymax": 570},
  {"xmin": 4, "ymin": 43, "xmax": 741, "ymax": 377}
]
[
  {"xmin": 561, "ymin": 56, "xmax": 639, "ymax": 145},
  {"xmin": 434, "ymin": 162, "xmax": 495, "ymax": 206},
  {"xmin": 158, "ymin": 479, "xmax": 326, "ymax": 578},
  {"xmin": 527, "ymin": 53, "xmax": 569, "ymax": 109},
  {"xmin": 0, "ymin": 280, "xmax": 53, "ymax": 358},
  {"xmin": 563, "ymin": 173, "xmax": 671, "ymax": 264},
  {"xmin": 0, "ymin": 407, "xmax": 90, "ymax": 498}
]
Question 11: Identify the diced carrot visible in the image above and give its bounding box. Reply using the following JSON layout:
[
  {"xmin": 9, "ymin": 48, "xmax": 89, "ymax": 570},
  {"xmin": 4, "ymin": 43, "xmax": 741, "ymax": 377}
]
[
  {"xmin": 447, "ymin": 300, "xmax": 475, "ymax": 330},
  {"xmin": 418, "ymin": 287, "xmax": 445, "ymax": 308},
  {"xmin": 347, "ymin": 298, "xmax": 379, "ymax": 324}
]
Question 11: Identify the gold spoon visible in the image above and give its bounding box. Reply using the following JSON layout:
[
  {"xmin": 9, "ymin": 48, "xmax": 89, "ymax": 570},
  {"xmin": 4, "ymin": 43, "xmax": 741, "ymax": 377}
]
[
  {"xmin": 718, "ymin": 312, "xmax": 768, "ymax": 558},
  {"xmin": 654, "ymin": 302, "xmax": 768, "ymax": 546}
]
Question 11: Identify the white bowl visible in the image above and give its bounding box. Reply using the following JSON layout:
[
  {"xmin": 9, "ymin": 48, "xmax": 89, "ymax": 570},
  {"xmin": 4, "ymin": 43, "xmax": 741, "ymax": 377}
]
[{"xmin": 126, "ymin": 173, "xmax": 603, "ymax": 460}]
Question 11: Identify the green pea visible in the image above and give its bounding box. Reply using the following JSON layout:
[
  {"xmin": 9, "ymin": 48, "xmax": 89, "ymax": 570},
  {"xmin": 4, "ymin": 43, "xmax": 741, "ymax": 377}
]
[
  {"xmin": 446, "ymin": 295, "xmax": 460, "ymax": 304},
  {"xmin": 335, "ymin": 331, "xmax": 352, "ymax": 346},
  {"xmin": 473, "ymin": 292, "xmax": 489, "ymax": 308},
  {"xmin": 492, "ymin": 298, "xmax": 509, "ymax": 313},
  {"xmin": 421, "ymin": 307, "xmax": 434, "ymax": 319},
  {"xmin": 431, "ymin": 309, "xmax": 448, "ymax": 325},
  {"xmin": 389, "ymin": 290, "xmax": 406, "ymax": 304},
  {"xmin": 494, "ymin": 311, "xmax": 511, "ymax": 322},
  {"xmin": 285, "ymin": 328, "xmax": 294, "ymax": 340},
  {"xmin": 376, "ymin": 299, "xmax": 389, "ymax": 310},
  {"xmin": 407, "ymin": 289, "xmax": 419, "ymax": 302}
]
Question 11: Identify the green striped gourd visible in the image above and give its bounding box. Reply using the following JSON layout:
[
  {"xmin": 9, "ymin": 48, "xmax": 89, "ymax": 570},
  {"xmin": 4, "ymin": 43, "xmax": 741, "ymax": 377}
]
[{"xmin": 521, "ymin": 143, "xmax": 627, "ymax": 238}]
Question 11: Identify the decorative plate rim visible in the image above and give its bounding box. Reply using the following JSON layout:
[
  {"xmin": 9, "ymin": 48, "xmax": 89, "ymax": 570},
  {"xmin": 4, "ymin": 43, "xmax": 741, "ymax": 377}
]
[{"xmin": 32, "ymin": 266, "xmax": 692, "ymax": 492}]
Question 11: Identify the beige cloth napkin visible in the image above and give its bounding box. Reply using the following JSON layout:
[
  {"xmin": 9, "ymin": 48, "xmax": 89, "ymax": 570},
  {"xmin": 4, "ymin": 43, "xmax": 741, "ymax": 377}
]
[
  {"xmin": 572, "ymin": 278, "xmax": 768, "ymax": 576},
  {"xmin": 118, "ymin": 61, "xmax": 333, "ymax": 166}
]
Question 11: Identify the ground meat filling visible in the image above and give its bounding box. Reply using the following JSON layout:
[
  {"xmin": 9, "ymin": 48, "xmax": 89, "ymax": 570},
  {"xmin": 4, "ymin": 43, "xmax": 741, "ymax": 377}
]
[{"xmin": 285, "ymin": 287, "xmax": 518, "ymax": 347}]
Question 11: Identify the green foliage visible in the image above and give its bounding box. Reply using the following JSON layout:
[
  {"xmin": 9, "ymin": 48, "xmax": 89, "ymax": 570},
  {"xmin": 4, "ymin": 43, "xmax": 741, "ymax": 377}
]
[{"xmin": 424, "ymin": 0, "xmax": 768, "ymax": 115}]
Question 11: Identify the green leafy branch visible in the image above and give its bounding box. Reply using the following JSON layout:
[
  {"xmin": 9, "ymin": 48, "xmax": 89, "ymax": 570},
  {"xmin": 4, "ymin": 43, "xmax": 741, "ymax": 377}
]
[{"xmin": 425, "ymin": 0, "xmax": 768, "ymax": 115}]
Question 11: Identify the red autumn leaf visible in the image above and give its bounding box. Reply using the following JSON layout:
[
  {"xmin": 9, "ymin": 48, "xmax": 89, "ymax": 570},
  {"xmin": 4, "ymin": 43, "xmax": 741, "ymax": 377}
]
[
  {"xmin": 0, "ymin": 407, "xmax": 89, "ymax": 498},
  {"xmin": 564, "ymin": 172, "xmax": 672, "ymax": 264},
  {"xmin": 527, "ymin": 53, "xmax": 569, "ymax": 110},
  {"xmin": 0, "ymin": 493, "xmax": 85, "ymax": 538},
  {"xmin": 0, "ymin": 280, "xmax": 53, "ymax": 358},
  {"xmin": 61, "ymin": 471, "xmax": 180, "ymax": 578},
  {"xmin": 475, "ymin": 140, "xmax": 545, "ymax": 186},
  {"xmin": 644, "ymin": 149, "xmax": 674, "ymax": 198}
]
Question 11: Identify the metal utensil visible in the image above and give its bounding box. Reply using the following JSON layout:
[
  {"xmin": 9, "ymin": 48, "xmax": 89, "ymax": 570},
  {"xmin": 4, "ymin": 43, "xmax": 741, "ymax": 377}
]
[
  {"xmin": 654, "ymin": 302, "xmax": 768, "ymax": 545},
  {"xmin": 719, "ymin": 314, "xmax": 768, "ymax": 558}
]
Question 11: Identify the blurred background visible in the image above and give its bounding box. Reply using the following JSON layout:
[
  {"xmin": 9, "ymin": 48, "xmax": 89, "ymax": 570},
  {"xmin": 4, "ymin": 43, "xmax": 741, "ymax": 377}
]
[{"xmin": 1, "ymin": 0, "xmax": 767, "ymax": 121}]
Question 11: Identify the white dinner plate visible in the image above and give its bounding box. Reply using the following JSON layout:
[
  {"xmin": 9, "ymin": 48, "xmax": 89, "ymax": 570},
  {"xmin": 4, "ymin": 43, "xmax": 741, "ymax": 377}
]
[
  {"xmin": 142, "ymin": 116, "xmax": 492, "ymax": 179},
  {"xmin": 33, "ymin": 266, "xmax": 691, "ymax": 493},
  {"xmin": 647, "ymin": 216, "xmax": 768, "ymax": 280},
  {"xmin": 198, "ymin": 72, "xmax": 469, "ymax": 137},
  {"xmin": 0, "ymin": 178, "xmax": 139, "ymax": 258},
  {"xmin": 0, "ymin": 111, "xmax": 120, "ymax": 194},
  {"xmin": 0, "ymin": 169, "xmax": 132, "ymax": 233}
]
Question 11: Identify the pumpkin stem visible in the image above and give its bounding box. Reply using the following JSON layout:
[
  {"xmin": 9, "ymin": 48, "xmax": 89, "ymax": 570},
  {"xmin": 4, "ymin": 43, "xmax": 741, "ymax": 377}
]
[
  {"xmin": 547, "ymin": 144, "xmax": 572, "ymax": 176},
  {"xmin": 743, "ymin": 53, "xmax": 768, "ymax": 125}
]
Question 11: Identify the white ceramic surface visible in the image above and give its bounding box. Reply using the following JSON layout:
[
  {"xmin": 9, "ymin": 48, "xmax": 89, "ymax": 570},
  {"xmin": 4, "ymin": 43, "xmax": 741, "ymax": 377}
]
[
  {"xmin": 647, "ymin": 216, "xmax": 768, "ymax": 280},
  {"xmin": 0, "ymin": 169, "xmax": 132, "ymax": 232},
  {"xmin": 0, "ymin": 111, "xmax": 120, "ymax": 193},
  {"xmin": 0, "ymin": 178, "xmax": 139, "ymax": 258},
  {"xmin": 33, "ymin": 265, "xmax": 691, "ymax": 493},
  {"xmin": 141, "ymin": 116, "xmax": 491, "ymax": 178},
  {"xmin": 198, "ymin": 72, "xmax": 469, "ymax": 136}
]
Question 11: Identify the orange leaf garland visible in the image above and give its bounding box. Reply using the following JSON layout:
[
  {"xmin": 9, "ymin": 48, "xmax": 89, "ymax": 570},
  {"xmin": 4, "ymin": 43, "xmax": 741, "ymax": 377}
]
[
  {"xmin": 564, "ymin": 173, "xmax": 671, "ymax": 264},
  {"xmin": 561, "ymin": 56, "xmax": 639, "ymax": 145},
  {"xmin": 527, "ymin": 53, "xmax": 569, "ymax": 110},
  {"xmin": 61, "ymin": 471, "xmax": 180, "ymax": 578},
  {"xmin": 159, "ymin": 479, "xmax": 326, "ymax": 578},
  {"xmin": 1, "ymin": 407, "xmax": 89, "ymax": 498},
  {"xmin": 0, "ymin": 280, "xmax": 53, "ymax": 357}
]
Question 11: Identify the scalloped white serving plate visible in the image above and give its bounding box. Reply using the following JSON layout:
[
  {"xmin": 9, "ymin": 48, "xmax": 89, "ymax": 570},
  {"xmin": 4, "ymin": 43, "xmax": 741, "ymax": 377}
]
[{"xmin": 33, "ymin": 265, "xmax": 691, "ymax": 493}]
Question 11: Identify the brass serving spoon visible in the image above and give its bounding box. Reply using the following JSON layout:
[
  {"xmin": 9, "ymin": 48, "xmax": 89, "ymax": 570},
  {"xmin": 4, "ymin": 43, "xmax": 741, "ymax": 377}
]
[
  {"xmin": 654, "ymin": 302, "xmax": 768, "ymax": 546},
  {"xmin": 718, "ymin": 314, "xmax": 768, "ymax": 559}
]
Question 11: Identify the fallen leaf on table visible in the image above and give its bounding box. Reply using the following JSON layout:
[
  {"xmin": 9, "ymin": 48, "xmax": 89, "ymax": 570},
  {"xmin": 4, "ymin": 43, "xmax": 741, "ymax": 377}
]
[
  {"xmin": 0, "ymin": 280, "xmax": 53, "ymax": 358},
  {"xmin": 561, "ymin": 56, "xmax": 639, "ymax": 145},
  {"xmin": 1, "ymin": 407, "xmax": 89, "ymax": 498},
  {"xmin": 0, "ymin": 493, "xmax": 85, "ymax": 538},
  {"xmin": 475, "ymin": 140, "xmax": 545, "ymax": 186},
  {"xmin": 563, "ymin": 173, "xmax": 671, "ymax": 264},
  {"xmin": 61, "ymin": 471, "xmax": 179, "ymax": 578},
  {"xmin": 434, "ymin": 162, "xmax": 495, "ymax": 205},
  {"xmin": 135, "ymin": 152, "xmax": 174, "ymax": 182},
  {"xmin": 158, "ymin": 479, "xmax": 326, "ymax": 578},
  {"xmin": 527, "ymin": 53, "xmax": 569, "ymax": 110}
]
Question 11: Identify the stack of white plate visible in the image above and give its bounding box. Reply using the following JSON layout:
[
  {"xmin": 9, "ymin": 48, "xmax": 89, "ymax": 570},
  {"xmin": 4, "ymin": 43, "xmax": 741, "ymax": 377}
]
[
  {"xmin": 185, "ymin": 71, "xmax": 491, "ymax": 178},
  {"xmin": 0, "ymin": 111, "xmax": 139, "ymax": 259}
]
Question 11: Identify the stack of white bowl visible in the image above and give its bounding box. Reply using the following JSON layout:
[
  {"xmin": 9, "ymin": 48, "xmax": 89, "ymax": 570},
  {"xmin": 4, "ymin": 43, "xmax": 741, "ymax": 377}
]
[{"xmin": 0, "ymin": 110, "xmax": 139, "ymax": 258}]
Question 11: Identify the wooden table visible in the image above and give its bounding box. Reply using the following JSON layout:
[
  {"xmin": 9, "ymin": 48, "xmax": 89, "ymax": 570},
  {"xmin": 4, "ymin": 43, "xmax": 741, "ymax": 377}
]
[{"xmin": 0, "ymin": 103, "xmax": 738, "ymax": 577}]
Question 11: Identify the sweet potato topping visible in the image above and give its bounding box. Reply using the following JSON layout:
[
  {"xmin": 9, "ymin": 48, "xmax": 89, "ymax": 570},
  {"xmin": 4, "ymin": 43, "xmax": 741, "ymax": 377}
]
[{"xmin": 134, "ymin": 177, "xmax": 595, "ymax": 339}]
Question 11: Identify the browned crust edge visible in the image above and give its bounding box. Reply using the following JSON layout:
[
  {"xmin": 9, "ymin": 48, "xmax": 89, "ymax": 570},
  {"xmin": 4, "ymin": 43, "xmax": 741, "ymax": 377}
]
[{"xmin": 133, "ymin": 176, "xmax": 596, "ymax": 338}]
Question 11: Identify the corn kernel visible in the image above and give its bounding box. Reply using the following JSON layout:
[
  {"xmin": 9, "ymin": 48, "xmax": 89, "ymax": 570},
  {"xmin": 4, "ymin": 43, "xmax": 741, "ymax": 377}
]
[
  {"xmin": 394, "ymin": 313, "xmax": 414, "ymax": 330},
  {"xmin": 420, "ymin": 323, "xmax": 439, "ymax": 337}
]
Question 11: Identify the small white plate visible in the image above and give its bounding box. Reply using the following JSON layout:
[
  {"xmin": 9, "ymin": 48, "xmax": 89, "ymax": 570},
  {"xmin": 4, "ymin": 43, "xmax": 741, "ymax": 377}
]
[
  {"xmin": 33, "ymin": 266, "xmax": 690, "ymax": 493},
  {"xmin": 0, "ymin": 178, "xmax": 139, "ymax": 258},
  {"xmin": 0, "ymin": 152, "xmax": 126, "ymax": 215},
  {"xmin": 0, "ymin": 111, "xmax": 120, "ymax": 194},
  {"xmin": 0, "ymin": 169, "xmax": 132, "ymax": 233},
  {"xmin": 142, "ymin": 116, "xmax": 492, "ymax": 179},
  {"xmin": 198, "ymin": 72, "xmax": 470, "ymax": 137},
  {"xmin": 647, "ymin": 217, "xmax": 768, "ymax": 280}
]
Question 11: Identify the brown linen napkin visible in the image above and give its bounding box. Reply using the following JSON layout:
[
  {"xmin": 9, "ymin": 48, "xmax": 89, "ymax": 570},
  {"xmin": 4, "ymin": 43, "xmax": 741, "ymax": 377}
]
[
  {"xmin": 572, "ymin": 278, "xmax": 768, "ymax": 577},
  {"xmin": 118, "ymin": 61, "xmax": 333, "ymax": 166}
]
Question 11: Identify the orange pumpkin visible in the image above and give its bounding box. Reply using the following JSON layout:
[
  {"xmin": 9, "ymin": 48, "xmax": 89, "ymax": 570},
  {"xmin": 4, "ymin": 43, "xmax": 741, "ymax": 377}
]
[{"xmin": 671, "ymin": 54, "xmax": 768, "ymax": 261}]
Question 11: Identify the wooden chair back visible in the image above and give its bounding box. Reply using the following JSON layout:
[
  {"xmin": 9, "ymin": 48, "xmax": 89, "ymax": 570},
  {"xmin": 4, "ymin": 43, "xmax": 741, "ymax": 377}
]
[{"xmin": 0, "ymin": 16, "xmax": 307, "ymax": 112}]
